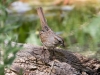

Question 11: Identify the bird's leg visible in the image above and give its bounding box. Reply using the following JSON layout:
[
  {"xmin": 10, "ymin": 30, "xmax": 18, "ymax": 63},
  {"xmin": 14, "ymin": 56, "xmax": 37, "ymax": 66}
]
[
  {"xmin": 42, "ymin": 46, "xmax": 47, "ymax": 54},
  {"xmin": 51, "ymin": 48, "xmax": 56, "ymax": 60},
  {"xmin": 41, "ymin": 46, "xmax": 47, "ymax": 63}
]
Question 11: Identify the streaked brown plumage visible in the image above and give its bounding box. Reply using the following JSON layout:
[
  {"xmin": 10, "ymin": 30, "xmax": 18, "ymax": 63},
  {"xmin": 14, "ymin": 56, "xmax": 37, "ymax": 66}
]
[{"xmin": 37, "ymin": 7, "xmax": 65, "ymax": 49}]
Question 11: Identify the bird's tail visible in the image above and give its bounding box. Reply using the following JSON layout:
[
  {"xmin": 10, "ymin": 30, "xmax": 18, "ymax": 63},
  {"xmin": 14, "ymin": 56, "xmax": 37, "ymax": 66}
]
[{"xmin": 37, "ymin": 7, "xmax": 48, "ymax": 28}]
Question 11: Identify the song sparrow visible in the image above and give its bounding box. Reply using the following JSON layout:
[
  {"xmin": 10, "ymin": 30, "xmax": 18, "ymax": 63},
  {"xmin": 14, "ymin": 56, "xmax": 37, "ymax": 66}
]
[{"xmin": 37, "ymin": 7, "xmax": 65, "ymax": 49}]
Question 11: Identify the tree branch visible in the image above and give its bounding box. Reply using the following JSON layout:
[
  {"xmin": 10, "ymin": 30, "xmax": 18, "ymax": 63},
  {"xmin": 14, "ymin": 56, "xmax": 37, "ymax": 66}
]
[{"xmin": 4, "ymin": 42, "xmax": 100, "ymax": 75}]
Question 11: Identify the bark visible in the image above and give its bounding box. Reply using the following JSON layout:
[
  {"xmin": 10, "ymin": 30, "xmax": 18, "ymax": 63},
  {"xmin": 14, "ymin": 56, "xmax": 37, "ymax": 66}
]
[{"xmin": 5, "ymin": 43, "xmax": 100, "ymax": 75}]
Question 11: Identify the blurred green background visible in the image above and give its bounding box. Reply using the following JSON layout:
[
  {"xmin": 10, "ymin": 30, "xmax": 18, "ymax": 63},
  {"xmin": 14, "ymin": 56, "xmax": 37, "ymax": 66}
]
[
  {"xmin": 0, "ymin": 0, "xmax": 100, "ymax": 67},
  {"xmin": 0, "ymin": 0, "xmax": 100, "ymax": 74},
  {"xmin": 1, "ymin": 0, "xmax": 100, "ymax": 57}
]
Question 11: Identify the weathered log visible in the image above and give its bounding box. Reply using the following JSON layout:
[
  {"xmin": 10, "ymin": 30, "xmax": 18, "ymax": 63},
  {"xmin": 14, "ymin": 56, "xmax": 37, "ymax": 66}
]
[{"xmin": 5, "ymin": 43, "xmax": 100, "ymax": 75}]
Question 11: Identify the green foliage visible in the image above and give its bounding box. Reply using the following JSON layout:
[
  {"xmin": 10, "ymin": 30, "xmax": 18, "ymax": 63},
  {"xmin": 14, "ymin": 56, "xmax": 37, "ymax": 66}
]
[
  {"xmin": 0, "ymin": 0, "xmax": 21, "ymax": 75},
  {"xmin": 62, "ymin": 5, "xmax": 96, "ymax": 45},
  {"xmin": 83, "ymin": 15, "xmax": 100, "ymax": 43}
]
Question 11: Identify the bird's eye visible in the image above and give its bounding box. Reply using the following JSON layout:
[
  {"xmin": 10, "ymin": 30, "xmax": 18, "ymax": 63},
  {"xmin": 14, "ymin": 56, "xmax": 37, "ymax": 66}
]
[{"xmin": 58, "ymin": 40, "xmax": 62, "ymax": 43}]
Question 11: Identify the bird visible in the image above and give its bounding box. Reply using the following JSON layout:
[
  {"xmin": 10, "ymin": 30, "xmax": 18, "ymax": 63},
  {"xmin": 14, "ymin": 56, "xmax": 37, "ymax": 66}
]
[{"xmin": 37, "ymin": 7, "xmax": 65, "ymax": 50}]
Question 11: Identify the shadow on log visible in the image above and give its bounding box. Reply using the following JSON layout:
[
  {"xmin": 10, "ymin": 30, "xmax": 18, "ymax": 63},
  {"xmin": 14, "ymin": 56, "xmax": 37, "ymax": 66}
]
[{"xmin": 5, "ymin": 43, "xmax": 100, "ymax": 75}]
